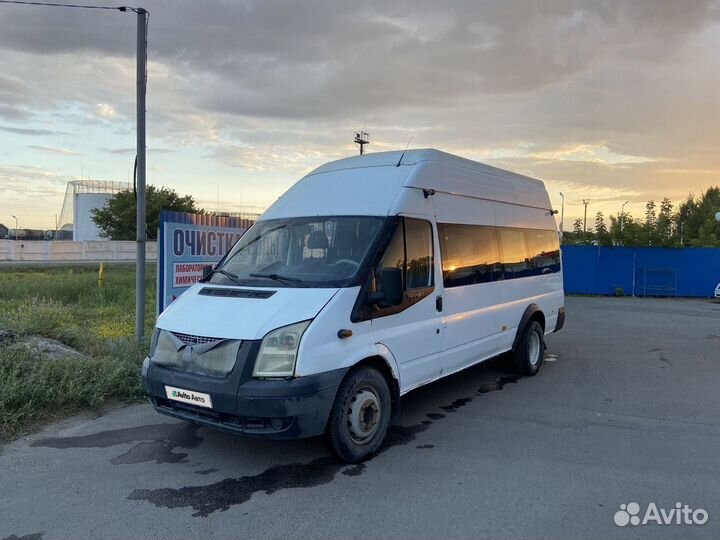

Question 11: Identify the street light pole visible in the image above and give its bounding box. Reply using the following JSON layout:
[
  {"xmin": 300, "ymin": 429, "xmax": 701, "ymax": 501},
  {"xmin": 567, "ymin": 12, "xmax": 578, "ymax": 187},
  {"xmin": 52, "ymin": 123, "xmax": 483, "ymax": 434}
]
[
  {"xmin": 135, "ymin": 7, "xmax": 148, "ymax": 341},
  {"xmin": 0, "ymin": 1, "xmax": 148, "ymax": 338},
  {"xmin": 559, "ymin": 192, "xmax": 565, "ymax": 239},
  {"xmin": 620, "ymin": 200, "xmax": 629, "ymax": 243},
  {"xmin": 680, "ymin": 221, "xmax": 686, "ymax": 247}
]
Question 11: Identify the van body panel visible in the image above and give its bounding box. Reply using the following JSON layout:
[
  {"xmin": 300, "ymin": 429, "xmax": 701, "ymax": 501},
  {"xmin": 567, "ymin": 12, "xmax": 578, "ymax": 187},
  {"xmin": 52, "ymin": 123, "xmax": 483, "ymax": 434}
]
[
  {"xmin": 156, "ymin": 283, "xmax": 339, "ymax": 340},
  {"xmin": 261, "ymin": 166, "xmax": 410, "ymax": 220},
  {"xmin": 294, "ymin": 286, "xmax": 402, "ymax": 379},
  {"xmin": 371, "ymin": 292, "xmax": 444, "ymax": 393}
]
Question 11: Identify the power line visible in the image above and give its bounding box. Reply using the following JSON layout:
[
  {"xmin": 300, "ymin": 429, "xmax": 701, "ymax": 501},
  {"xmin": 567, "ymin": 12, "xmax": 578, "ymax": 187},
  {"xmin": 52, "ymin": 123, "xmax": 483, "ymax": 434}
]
[{"xmin": 0, "ymin": 0, "xmax": 140, "ymax": 11}]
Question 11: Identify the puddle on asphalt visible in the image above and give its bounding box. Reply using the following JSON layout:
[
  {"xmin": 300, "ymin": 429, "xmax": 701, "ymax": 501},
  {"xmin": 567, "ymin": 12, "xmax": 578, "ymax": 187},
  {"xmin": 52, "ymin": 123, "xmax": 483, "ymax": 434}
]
[
  {"xmin": 127, "ymin": 373, "xmax": 527, "ymax": 517},
  {"xmin": 477, "ymin": 375, "xmax": 521, "ymax": 393},
  {"xmin": 31, "ymin": 423, "xmax": 202, "ymax": 465},
  {"xmin": 1, "ymin": 533, "xmax": 43, "ymax": 540},
  {"xmin": 194, "ymin": 468, "xmax": 219, "ymax": 476}
]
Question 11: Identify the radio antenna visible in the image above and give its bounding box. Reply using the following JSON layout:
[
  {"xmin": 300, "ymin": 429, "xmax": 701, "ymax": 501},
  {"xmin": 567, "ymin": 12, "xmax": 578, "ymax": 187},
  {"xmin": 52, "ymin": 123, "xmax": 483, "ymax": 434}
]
[{"xmin": 396, "ymin": 136, "xmax": 413, "ymax": 167}]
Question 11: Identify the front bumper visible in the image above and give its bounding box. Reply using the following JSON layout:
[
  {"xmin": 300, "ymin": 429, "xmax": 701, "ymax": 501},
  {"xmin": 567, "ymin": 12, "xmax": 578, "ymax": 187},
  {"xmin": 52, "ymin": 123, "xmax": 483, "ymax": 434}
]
[{"xmin": 143, "ymin": 353, "xmax": 347, "ymax": 440}]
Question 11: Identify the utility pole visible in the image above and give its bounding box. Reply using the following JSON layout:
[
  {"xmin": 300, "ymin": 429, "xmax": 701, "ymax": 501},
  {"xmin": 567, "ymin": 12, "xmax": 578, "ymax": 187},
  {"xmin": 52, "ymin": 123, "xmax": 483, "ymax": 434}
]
[
  {"xmin": 582, "ymin": 199, "xmax": 589, "ymax": 234},
  {"xmin": 559, "ymin": 192, "xmax": 565, "ymax": 238},
  {"xmin": 135, "ymin": 7, "xmax": 148, "ymax": 341}
]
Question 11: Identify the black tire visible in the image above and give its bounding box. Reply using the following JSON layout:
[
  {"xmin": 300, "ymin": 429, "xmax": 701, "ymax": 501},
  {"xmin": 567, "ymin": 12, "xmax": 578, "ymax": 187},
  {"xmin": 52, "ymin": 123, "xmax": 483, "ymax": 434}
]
[
  {"xmin": 326, "ymin": 366, "xmax": 391, "ymax": 463},
  {"xmin": 510, "ymin": 320, "xmax": 545, "ymax": 376}
]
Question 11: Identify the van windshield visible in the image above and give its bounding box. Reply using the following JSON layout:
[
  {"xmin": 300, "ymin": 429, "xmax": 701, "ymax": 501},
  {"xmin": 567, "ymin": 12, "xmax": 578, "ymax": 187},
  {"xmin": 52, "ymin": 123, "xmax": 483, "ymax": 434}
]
[{"xmin": 210, "ymin": 216, "xmax": 385, "ymax": 288}]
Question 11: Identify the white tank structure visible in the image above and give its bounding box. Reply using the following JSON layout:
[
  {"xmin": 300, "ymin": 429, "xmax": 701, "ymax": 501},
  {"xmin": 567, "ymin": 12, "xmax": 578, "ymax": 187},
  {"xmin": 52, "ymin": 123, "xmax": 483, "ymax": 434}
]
[{"xmin": 58, "ymin": 180, "xmax": 129, "ymax": 241}]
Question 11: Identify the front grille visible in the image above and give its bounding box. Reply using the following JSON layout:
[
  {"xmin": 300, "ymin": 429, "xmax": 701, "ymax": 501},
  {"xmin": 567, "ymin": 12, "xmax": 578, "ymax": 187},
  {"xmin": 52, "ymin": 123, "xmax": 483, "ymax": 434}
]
[{"xmin": 171, "ymin": 332, "xmax": 221, "ymax": 345}]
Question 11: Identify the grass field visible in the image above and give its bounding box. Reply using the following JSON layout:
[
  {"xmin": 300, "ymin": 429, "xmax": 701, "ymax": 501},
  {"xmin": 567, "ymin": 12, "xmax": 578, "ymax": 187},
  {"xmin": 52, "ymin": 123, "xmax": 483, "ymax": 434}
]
[{"xmin": 0, "ymin": 264, "xmax": 156, "ymax": 439}]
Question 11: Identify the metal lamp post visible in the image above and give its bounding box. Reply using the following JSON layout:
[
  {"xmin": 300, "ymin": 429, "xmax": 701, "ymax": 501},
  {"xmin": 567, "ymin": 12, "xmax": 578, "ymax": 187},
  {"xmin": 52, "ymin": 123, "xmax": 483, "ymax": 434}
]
[
  {"xmin": 0, "ymin": 1, "xmax": 148, "ymax": 341},
  {"xmin": 680, "ymin": 221, "xmax": 686, "ymax": 247},
  {"xmin": 135, "ymin": 8, "xmax": 148, "ymax": 341},
  {"xmin": 620, "ymin": 201, "xmax": 629, "ymax": 244}
]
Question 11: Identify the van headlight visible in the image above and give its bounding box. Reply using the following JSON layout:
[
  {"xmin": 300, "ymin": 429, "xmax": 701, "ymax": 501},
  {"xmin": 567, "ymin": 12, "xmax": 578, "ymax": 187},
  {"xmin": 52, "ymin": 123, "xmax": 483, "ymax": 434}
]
[{"xmin": 253, "ymin": 320, "xmax": 311, "ymax": 378}]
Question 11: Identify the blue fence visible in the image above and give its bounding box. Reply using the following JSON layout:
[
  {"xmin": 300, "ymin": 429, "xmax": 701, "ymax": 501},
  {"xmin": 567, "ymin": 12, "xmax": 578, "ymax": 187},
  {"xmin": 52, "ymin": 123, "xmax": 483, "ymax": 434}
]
[{"xmin": 561, "ymin": 246, "xmax": 720, "ymax": 298}]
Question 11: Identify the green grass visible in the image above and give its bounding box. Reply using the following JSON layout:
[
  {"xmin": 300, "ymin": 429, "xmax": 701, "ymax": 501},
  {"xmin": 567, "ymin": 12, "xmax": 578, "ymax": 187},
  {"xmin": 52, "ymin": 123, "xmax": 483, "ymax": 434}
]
[{"xmin": 0, "ymin": 264, "xmax": 156, "ymax": 440}]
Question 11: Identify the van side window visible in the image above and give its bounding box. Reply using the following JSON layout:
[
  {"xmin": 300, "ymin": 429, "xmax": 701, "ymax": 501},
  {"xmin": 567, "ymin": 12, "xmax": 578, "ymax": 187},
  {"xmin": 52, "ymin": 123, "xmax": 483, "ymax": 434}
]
[
  {"xmin": 437, "ymin": 223, "xmax": 560, "ymax": 287},
  {"xmin": 371, "ymin": 217, "xmax": 434, "ymax": 310},
  {"xmin": 375, "ymin": 221, "xmax": 406, "ymax": 295},
  {"xmin": 524, "ymin": 229, "xmax": 561, "ymax": 274},
  {"xmin": 497, "ymin": 228, "xmax": 529, "ymax": 279},
  {"xmin": 405, "ymin": 218, "xmax": 434, "ymax": 289},
  {"xmin": 438, "ymin": 223, "xmax": 499, "ymax": 287}
]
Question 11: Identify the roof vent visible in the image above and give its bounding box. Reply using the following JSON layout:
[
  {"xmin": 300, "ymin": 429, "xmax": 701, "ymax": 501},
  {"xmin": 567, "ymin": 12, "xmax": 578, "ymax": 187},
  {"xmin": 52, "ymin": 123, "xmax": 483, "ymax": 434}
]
[{"xmin": 199, "ymin": 288, "xmax": 276, "ymax": 299}]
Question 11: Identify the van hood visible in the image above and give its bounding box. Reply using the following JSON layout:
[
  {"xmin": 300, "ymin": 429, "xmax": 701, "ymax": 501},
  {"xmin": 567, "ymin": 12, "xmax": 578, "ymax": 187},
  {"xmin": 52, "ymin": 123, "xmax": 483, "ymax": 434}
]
[{"xmin": 156, "ymin": 284, "xmax": 340, "ymax": 340}]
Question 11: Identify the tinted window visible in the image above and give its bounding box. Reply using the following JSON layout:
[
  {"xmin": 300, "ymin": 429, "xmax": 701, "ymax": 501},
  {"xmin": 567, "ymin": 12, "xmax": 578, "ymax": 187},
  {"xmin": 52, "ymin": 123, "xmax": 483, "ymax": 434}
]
[
  {"xmin": 438, "ymin": 223, "xmax": 500, "ymax": 288},
  {"xmin": 525, "ymin": 229, "xmax": 561, "ymax": 274},
  {"xmin": 375, "ymin": 221, "xmax": 406, "ymax": 293},
  {"xmin": 498, "ymin": 228, "xmax": 530, "ymax": 279},
  {"xmin": 437, "ymin": 223, "xmax": 560, "ymax": 286},
  {"xmin": 371, "ymin": 218, "xmax": 434, "ymax": 307},
  {"xmin": 405, "ymin": 218, "xmax": 433, "ymax": 289}
]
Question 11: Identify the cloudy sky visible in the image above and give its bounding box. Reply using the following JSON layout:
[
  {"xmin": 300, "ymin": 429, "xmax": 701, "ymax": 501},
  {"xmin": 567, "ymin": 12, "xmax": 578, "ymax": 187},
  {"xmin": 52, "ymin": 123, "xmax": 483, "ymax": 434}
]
[{"xmin": 1, "ymin": 0, "xmax": 719, "ymax": 229}]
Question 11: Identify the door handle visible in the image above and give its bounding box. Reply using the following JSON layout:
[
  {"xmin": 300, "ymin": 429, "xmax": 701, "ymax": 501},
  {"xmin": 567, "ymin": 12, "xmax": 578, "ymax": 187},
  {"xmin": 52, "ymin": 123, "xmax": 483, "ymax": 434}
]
[{"xmin": 436, "ymin": 295, "xmax": 443, "ymax": 312}]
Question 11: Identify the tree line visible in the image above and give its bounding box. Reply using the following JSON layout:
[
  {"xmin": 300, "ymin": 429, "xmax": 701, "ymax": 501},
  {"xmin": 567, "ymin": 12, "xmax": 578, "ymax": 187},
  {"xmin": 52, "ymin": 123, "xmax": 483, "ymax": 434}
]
[{"xmin": 562, "ymin": 186, "xmax": 720, "ymax": 248}]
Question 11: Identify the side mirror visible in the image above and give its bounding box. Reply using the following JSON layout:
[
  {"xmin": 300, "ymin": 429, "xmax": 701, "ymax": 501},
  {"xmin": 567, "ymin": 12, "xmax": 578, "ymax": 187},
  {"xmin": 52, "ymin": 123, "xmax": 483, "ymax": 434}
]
[
  {"xmin": 201, "ymin": 264, "xmax": 214, "ymax": 279},
  {"xmin": 368, "ymin": 267, "xmax": 403, "ymax": 307}
]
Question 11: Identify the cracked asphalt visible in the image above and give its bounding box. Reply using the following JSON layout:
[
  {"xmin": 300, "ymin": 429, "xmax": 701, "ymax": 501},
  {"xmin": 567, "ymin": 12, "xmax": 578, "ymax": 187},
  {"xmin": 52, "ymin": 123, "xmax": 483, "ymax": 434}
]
[{"xmin": 1, "ymin": 296, "xmax": 719, "ymax": 540}]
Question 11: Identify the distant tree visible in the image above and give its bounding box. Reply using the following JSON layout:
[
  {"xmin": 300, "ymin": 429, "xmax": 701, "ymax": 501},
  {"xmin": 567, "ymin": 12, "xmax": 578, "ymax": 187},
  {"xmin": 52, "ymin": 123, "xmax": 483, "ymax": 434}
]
[
  {"xmin": 656, "ymin": 198, "xmax": 674, "ymax": 246},
  {"xmin": 92, "ymin": 186, "xmax": 201, "ymax": 240},
  {"xmin": 572, "ymin": 218, "xmax": 583, "ymax": 236},
  {"xmin": 677, "ymin": 187, "xmax": 720, "ymax": 247},
  {"xmin": 643, "ymin": 200, "xmax": 657, "ymax": 246},
  {"xmin": 594, "ymin": 211, "xmax": 610, "ymax": 245}
]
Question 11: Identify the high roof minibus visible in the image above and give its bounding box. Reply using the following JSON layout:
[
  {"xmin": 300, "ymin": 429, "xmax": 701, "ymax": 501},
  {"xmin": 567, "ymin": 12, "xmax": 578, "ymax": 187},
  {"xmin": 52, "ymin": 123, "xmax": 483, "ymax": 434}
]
[{"xmin": 142, "ymin": 149, "xmax": 565, "ymax": 462}]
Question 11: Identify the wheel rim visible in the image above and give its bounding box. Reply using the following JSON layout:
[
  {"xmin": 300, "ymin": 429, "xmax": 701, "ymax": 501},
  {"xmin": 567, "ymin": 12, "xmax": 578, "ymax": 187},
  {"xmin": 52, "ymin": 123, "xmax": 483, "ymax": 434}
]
[
  {"xmin": 347, "ymin": 387, "xmax": 381, "ymax": 444},
  {"xmin": 528, "ymin": 330, "xmax": 542, "ymax": 366}
]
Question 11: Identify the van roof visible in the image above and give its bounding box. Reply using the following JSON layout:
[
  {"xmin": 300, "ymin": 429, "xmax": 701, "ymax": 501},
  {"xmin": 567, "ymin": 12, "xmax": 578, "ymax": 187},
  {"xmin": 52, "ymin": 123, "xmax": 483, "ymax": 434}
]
[
  {"xmin": 262, "ymin": 149, "xmax": 552, "ymax": 220},
  {"xmin": 308, "ymin": 148, "xmax": 544, "ymax": 188}
]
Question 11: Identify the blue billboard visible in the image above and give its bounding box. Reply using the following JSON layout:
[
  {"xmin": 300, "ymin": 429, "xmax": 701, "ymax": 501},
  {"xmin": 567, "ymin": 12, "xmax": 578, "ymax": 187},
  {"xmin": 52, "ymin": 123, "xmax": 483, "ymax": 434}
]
[{"xmin": 157, "ymin": 211, "xmax": 254, "ymax": 313}]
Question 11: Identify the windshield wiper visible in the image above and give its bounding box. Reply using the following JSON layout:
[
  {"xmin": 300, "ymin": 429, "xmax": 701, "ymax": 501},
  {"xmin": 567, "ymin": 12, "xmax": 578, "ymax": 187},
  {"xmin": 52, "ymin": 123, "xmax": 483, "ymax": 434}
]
[
  {"xmin": 249, "ymin": 273, "xmax": 308, "ymax": 287},
  {"xmin": 207, "ymin": 268, "xmax": 245, "ymax": 286}
]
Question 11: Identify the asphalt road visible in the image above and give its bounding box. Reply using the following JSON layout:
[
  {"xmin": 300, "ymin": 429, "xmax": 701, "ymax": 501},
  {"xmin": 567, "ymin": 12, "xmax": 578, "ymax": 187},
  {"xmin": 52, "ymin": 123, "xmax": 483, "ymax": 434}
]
[{"xmin": 2, "ymin": 296, "xmax": 719, "ymax": 540}]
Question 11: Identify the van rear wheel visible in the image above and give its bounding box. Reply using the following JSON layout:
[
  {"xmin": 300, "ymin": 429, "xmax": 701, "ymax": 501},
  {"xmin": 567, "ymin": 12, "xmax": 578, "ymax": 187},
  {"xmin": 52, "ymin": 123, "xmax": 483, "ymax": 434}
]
[
  {"xmin": 327, "ymin": 366, "xmax": 391, "ymax": 463},
  {"xmin": 510, "ymin": 320, "xmax": 545, "ymax": 376}
]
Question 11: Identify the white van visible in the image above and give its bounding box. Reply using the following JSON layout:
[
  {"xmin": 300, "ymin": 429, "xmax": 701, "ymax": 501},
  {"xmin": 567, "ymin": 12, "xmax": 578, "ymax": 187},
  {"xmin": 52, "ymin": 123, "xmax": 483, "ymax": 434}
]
[{"xmin": 143, "ymin": 149, "xmax": 565, "ymax": 462}]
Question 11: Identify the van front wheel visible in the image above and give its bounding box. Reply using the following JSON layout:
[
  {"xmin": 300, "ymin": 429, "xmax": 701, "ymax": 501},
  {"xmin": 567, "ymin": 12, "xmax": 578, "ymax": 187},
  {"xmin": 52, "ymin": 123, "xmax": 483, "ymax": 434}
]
[
  {"xmin": 327, "ymin": 366, "xmax": 391, "ymax": 463},
  {"xmin": 511, "ymin": 320, "xmax": 545, "ymax": 376}
]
